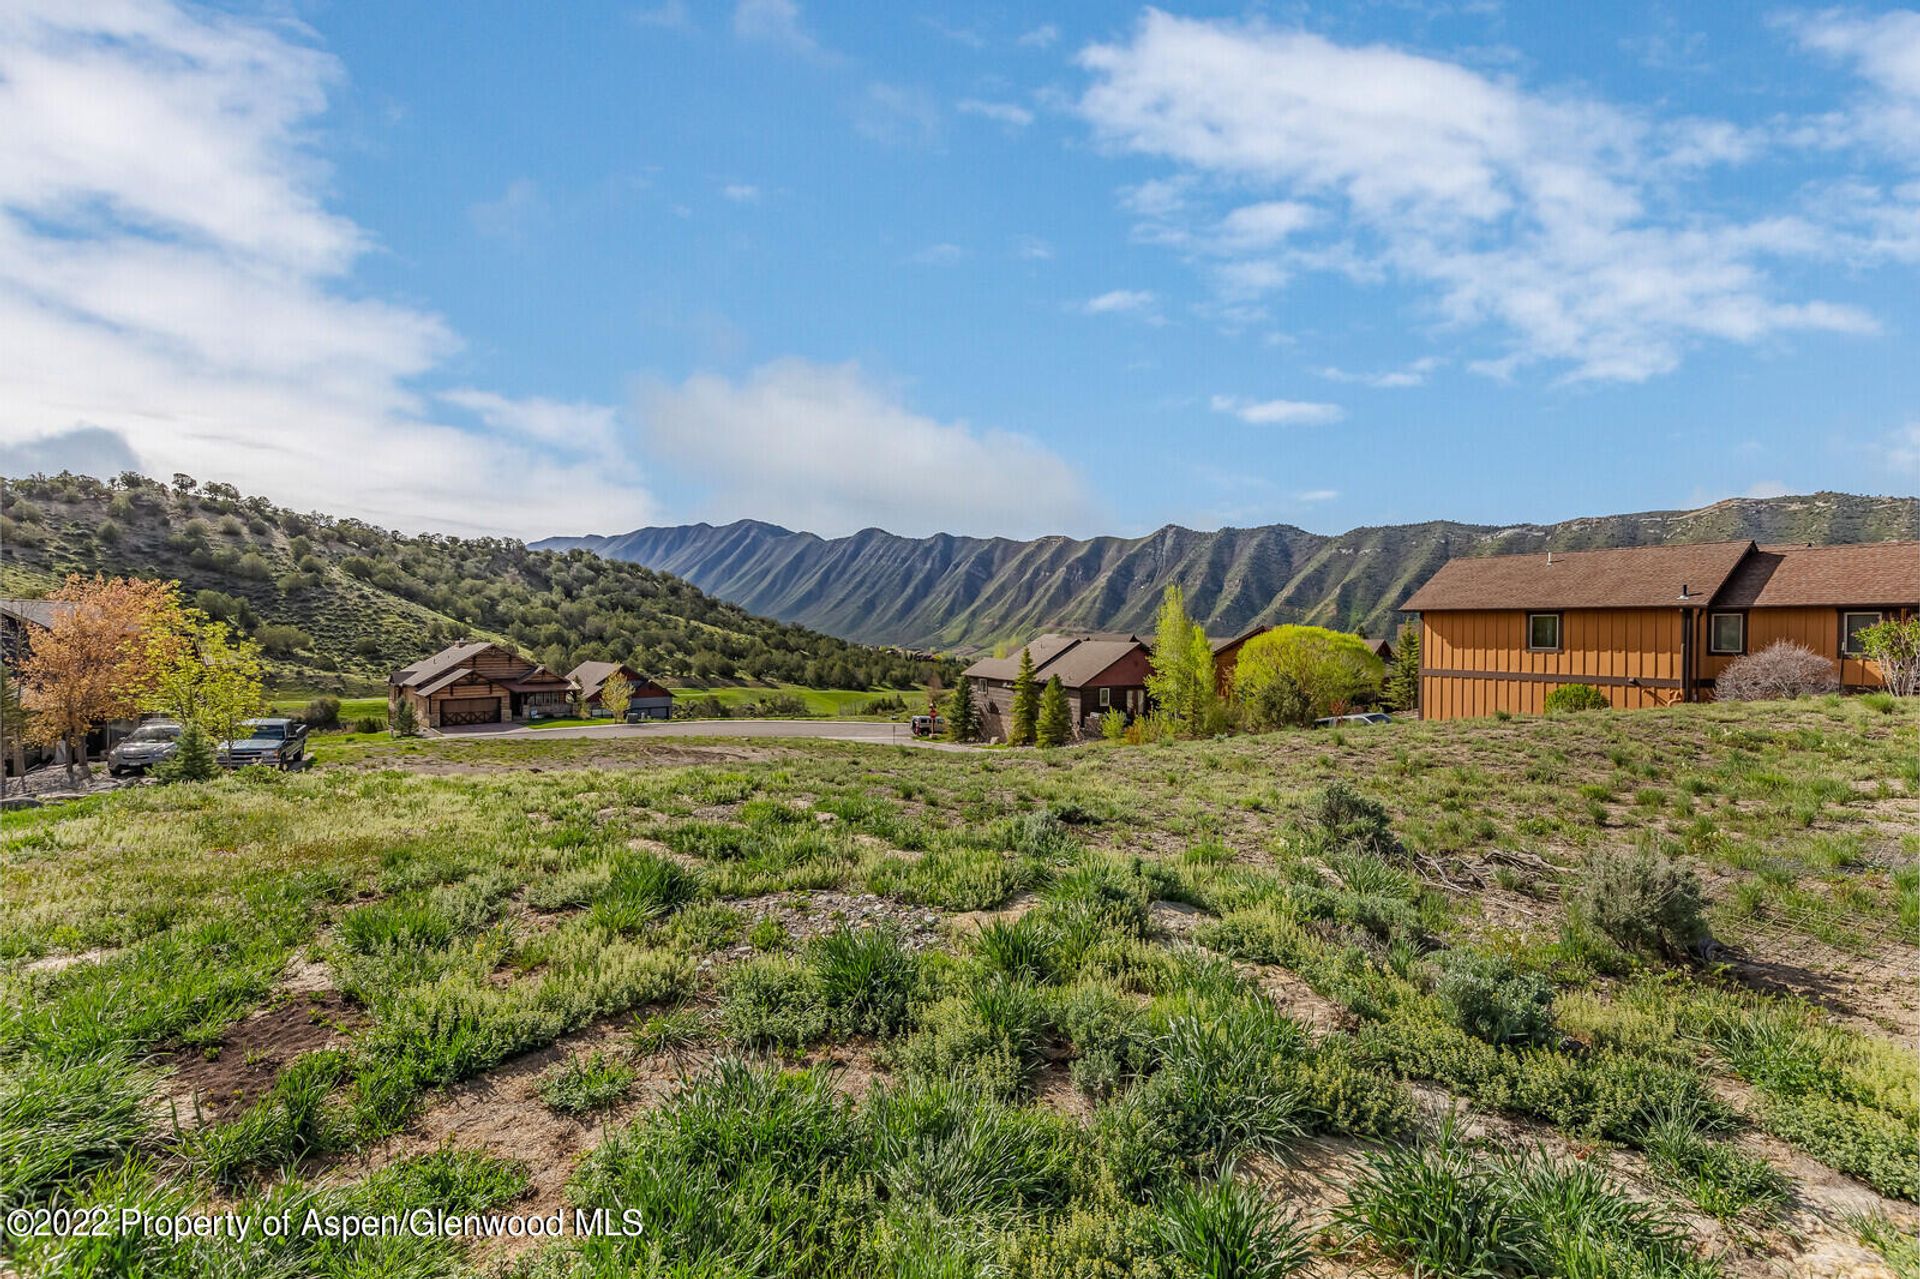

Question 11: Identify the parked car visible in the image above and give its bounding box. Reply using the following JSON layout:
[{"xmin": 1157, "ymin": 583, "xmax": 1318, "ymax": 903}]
[
  {"xmin": 219, "ymin": 717, "xmax": 310, "ymax": 769},
  {"xmin": 910, "ymin": 714, "xmax": 946, "ymax": 738},
  {"xmin": 107, "ymin": 719, "xmax": 184, "ymax": 776},
  {"xmin": 1313, "ymin": 712, "xmax": 1394, "ymax": 728}
]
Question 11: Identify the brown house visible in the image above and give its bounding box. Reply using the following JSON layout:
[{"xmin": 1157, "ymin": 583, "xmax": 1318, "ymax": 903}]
[
  {"xmin": 389, "ymin": 641, "xmax": 574, "ymax": 728},
  {"xmin": 1402, "ymin": 540, "xmax": 1920, "ymax": 720},
  {"xmin": 1209, "ymin": 625, "xmax": 1271, "ymax": 695},
  {"xmin": 963, "ymin": 633, "xmax": 1153, "ymax": 740},
  {"xmin": 567, "ymin": 661, "xmax": 676, "ymax": 720}
]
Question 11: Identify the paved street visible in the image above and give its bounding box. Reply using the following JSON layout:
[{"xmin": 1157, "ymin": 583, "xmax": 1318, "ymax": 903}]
[{"xmin": 437, "ymin": 719, "xmax": 973, "ymax": 749}]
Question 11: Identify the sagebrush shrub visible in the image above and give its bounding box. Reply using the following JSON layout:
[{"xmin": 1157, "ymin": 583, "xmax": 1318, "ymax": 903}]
[
  {"xmin": 1715, "ymin": 640, "xmax": 1839, "ymax": 701},
  {"xmin": 1576, "ymin": 846, "xmax": 1709, "ymax": 960},
  {"xmin": 1434, "ymin": 950, "xmax": 1556, "ymax": 1046}
]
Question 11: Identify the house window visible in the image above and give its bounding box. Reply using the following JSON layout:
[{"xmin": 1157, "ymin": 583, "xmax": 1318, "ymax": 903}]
[
  {"xmin": 1527, "ymin": 613, "xmax": 1562, "ymax": 651},
  {"xmin": 1707, "ymin": 612, "xmax": 1746, "ymax": 655},
  {"xmin": 1098, "ymin": 687, "xmax": 1111, "ymax": 708},
  {"xmin": 1842, "ymin": 611, "xmax": 1884, "ymax": 656}
]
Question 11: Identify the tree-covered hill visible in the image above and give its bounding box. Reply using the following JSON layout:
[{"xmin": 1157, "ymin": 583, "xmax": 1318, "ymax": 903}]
[{"xmin": 0, "ymin": 472, "xmax": 949, "ymax": 694}]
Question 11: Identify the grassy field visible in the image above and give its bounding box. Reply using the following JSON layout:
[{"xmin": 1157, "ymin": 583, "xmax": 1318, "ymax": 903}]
[
  {"xmin": 2, "ymin": 697, "xmax": 1916, "ymax": 1277},
  {"xmin": 667, "ymin": 683, "xmax": 924, "ymax": 717}
]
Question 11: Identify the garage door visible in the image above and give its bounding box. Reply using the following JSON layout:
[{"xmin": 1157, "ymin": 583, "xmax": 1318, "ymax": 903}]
[{"xmin": 438, "ymin": 697, "xmax": 501, "ymax": 726}]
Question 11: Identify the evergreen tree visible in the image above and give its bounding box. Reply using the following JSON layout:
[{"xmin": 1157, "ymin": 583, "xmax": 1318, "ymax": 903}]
[
  {"xmin": 1384, "ymin": 624, "xmax": 1421, "ymax": 713},
  {"xmin": 1009, "ymin": 647, "xmax": 1039, "ymax": 746},
  {"xmin": 392, "ymin": 699, "xmax": 420, "ymax": 737},
  {"xmin": 1036, "ymin": 675, "xmax": 1070, "ymax": 747},
  {"xmin": 944, "ymin": 677, "xmax": 980, "ymax": 742},
  {"xmin": 153, "ymin": 721, "xmax": 218, "ymax": 783}
]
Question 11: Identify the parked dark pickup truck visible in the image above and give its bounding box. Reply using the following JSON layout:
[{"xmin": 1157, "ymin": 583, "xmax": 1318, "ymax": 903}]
[{"xmin": 219, "ymin": 717, "xmax": 310, "ymax": 770}]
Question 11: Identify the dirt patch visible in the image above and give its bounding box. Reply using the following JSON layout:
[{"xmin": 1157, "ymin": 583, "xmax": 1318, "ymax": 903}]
[
  {"xmin": 160, "ymin": 991, "xmax": 360, "ymax": 1123},
  {"xmin": 948, "ymin": 892, "xmax": 1038, "ymax": 937},
  {"xmin": 717, "ymin": 890, "xmax": 948, "ymax": 958},
  {"xmin": 20, "ymin": 946, "xmax": 116, "ymax": 975},
  {"xmin": 1719, "ymin": 939, "xmax": 1920, "ymax": 1052},
  {"xmin": 1240, "ymin": 961, "xmax": 1356, "ymax": 1038},
  {"xmin": 1150, "ymin": 898, "xmax": 1210, "ymax": 939}
]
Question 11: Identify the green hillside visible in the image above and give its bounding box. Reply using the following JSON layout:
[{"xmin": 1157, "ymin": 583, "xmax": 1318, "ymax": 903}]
[
  {"xmin": 0, "ymin": 472, "xmax": 951, "ymax": 694},
  {"xmin": 541, "ymin": 492, "xmax": 1920, "ymax": 651}
]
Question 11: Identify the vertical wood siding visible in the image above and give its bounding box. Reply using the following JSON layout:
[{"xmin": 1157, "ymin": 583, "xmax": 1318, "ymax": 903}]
[{"xmin": 1419, "ymin": 609, "xmax": 1683, "ymax": 720}]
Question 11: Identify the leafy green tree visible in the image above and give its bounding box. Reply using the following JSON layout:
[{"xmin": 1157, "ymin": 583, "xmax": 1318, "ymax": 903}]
[
  {"xmin": 146, "ymin": 605, "xmax": 265, "ymax": 746},
  {"xmin": 1144, "ymin": 584, "xmax": 1216, "ymax": 731},
  {"xmin": 1857, "ymin": 617, "xmax": 1920, "ymax": 697},
  {"xmin": 1233, "ymin": 626, "xmax": 1383, "ymax": 720},
  {"xmin": 152, "ymin": 721, "xmax": 218, "ymax": 783},
  {"xmin": 1036, "ymin": 675, "xmax": 1070, "ymax": 747},
  {"xmin": 944, "ymin": 677, "xmax": 979, "ymax": 742},
  {"xmin": 1383, "ymin": 623, "xmax": 1421, "ymax": 713},
  {"xmin": 1009, "ymin": 647, "xmax": 1039, "ymax": 746},
  {"xmin": 601, "ymin": 671, "xmax": 633, "ymax": 719}
]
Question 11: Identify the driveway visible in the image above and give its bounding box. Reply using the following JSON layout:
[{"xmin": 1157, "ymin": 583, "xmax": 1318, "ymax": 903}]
[{"xmin": 436, "ymin": 719, "xmax": 973, "ymax": 749}]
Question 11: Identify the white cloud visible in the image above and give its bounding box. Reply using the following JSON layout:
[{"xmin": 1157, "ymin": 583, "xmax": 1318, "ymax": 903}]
[
  {"xmin": 1013, "ymin": 235, "xmax": 1054, "ymax": 261},
  {"xmin": 1296, "ymin": 488, "xmax": 1339, "ymax": 503},
  {"xmin": 721, "ymin": 182, "xmax": 761, "ymax": 203},
  {"xmin": 1018, "ymin": 24, "xmax": 1060, "ymax": 50},
  {"xmin": 1082, "ymin": 288, "xmax": 1156, "ymax": 315},
  {"xmin": 0, "ymin": 0, "xmax": 656, "ymax": 538},
  {"xmin": 1887, "ymin": 421, "xmax": 1920, "ymax": 476},
  {"xmin": 630, "ymin": 1, "xmax": 692, "ymax": 32},
  {"xmin": 1741, "ymin": 479, "xmax": 1791, "ymax": 499},
  {"xmin": 854, "ymin": 82, "xmax": 941, "ymax": 147},
  {"xmin": 909, "ymin": 242, "xmax": 964, "ymax": 265},
  {"xmin": 439, "ymin": 389, "xmax": 621, "ymax": 452},
  {"xmin": 1077, "ymin": 11, "xmax": 1878, "ymax": 383},
  {"xmin": 1210, "ymin": 395, "xmax": 1345, "ymax": 426},
  {"xmin": 469, "ymin": 177, "xmax": 546, "ymax": 241},
  {"xmin": 1790, "ymin": 9, "xmax": 1920, "ymax": 157},
  {"xmin": 634, "ymin": 358, "xmax": 1096, "ymax": 538},
  {"xmin": 1215, "ymin": 201, "xmax": 1316, "ymax": 250},
  {"xmin": 732, "ymin": 0, "xmax": 824, "ymax": 57},
  {"xmin": 1319, "ymin": 356, "xmax": 1445, "ymax": 388},
  {"xmin": 956, "ymin": 98, "xmax": 1034, "ymax": 128}
]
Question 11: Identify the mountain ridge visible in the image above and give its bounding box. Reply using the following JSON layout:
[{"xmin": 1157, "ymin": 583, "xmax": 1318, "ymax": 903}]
[{"xmin": 542, "ymin": 491, "xmax": 1920, "ymax": 653}]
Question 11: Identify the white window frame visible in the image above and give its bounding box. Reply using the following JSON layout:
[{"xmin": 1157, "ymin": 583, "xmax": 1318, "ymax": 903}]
[
  {"xmin": 1841, "ymin": 611, "xmax": 1884, "ymax": 656},
  {"xmin": 1097, "ymin": 687, "xmax": 1111, "ymax": 708},
  {"xmin": 1707, "ymin": 612, "xmax": 1746, "ymax": 656},
  {"xmin": 1526, "ymin": 612, "xmax": 1562, "ymax": 652}
]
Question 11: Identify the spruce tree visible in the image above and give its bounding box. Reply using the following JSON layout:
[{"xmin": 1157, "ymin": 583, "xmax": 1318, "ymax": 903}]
[
  {"xmin": 153, "ymin": 721, "xmax": 218, "ymax": 783},
  {"xmin": 1384, "ymin": 624, "xmax": 1421, "ymax": 713},
  {"xmin": 944, "ymin": 677, "xmax": 980, "ymax": 742},
  {"xmin": 1036, "ymin": 675, "xmax": 1070, "ymax": 747},
  {"xmin": 1009, "ymin": 647, "xmax": 1039, "ymax": 746}
]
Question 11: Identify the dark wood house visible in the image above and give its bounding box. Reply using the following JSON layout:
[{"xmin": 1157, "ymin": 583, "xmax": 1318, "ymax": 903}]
[
  {"xmin": 1209, "ymin": 625, "xmax": 1271, "ymax": 695},
  {"xmin": 963, "ymin": 633, "xmax": 1153, "ymax": 740},
  {"xmin": 1402, "ymin": 540, "xmax": 1919, "ymax": 720},
  {"xmin": 567, "ymin": 661, "xmax": 675, "ymax": 719},
  {"xmin": 389, "ymin": 641, "xmax": 574, "ymax": 728}
]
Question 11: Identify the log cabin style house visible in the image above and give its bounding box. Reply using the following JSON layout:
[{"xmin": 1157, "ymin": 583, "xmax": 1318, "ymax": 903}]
[
  {"xmin": 1402, "ymin": 540, "xmax": 1920, "ymax": 720},
  {"xmin": 389, "ymin": 641, "xmax": 575, "ymax": 728},
  {"xmin": 963, "ymin": 633, "xmax": 1154, "ymax": 740},
  {"xmin": 567, "ymin": 660, "xmax": 675, "ymax": 719}
]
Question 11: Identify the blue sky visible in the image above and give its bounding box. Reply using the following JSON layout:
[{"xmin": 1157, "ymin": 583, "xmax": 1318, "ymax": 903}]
[{"xmin": 1, "ymin": 1, "xmax": 1918, "ymax": 539}]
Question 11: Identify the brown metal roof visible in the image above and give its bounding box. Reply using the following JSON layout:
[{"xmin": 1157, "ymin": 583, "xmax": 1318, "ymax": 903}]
[
  {"xmin": 962, "ymin": 634, "xmax": 1083, "ymax": 682},
  {"xmin": 416, "ymin": 667, "xmax": 503, "ymax": 697},
  {"xmin": 1401, "ymin": 541, "xmax": 1755, "ymax": 612},
  {"xmin": 1713, "ymin": 542, "xmax": 1920, "ymax": 608},
  {"xmin": 1209, "ymin": 625, "xmax": 1270, "ymax": 654}
]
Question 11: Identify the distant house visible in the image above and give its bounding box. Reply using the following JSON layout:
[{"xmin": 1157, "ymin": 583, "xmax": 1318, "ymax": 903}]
[
  {"xmin": 1363, "ymin": 634, "xmax": 1395, "ymax": 665},
  {"xmin": 963, "ymin": 633, "xmax": 1153, "ymax": 740},
  {"xmin": 1401, "ymin": 540, "xmax": 1920, "ymax": 719},
  {"xmin": 568, "ymin": 661, "xmax": 675, "ymax": 719},
  {"xmin": 389, "ymin": 641, "xmax": 574, "ymax": 728},
  {"xmin": 1208, "ymin": 625, "xmax": 1271, "ymax": 695},
  {"xmin": 0, "ymin": 598, "xmax": 75, "ymax": 668}
]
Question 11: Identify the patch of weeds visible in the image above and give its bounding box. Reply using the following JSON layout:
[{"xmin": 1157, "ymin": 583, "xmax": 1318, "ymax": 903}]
[
  {"xmin": 718, "ymin": 954, "xmax": 827, "ymax": 1052},
  {"xmin": 1640, "ymin": 1102, "xmax": 1788, "ymax": 1223},
  {"xmin": 539, "ymin": 1050, "xmax": 636, "ymax": 1115},
  {"xmin": 184, "ymin": 1049, "xmax": 351, "ymax": 1189},
  {"xmin": 1156, "ymin": 1167, "xmax": 1313, "ymax": 1278}
]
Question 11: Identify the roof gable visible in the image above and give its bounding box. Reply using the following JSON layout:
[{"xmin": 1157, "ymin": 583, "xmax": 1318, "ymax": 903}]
[{"xmin": 1713, "ymin": 542, "xmax": 1920, "ymax": 608}]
